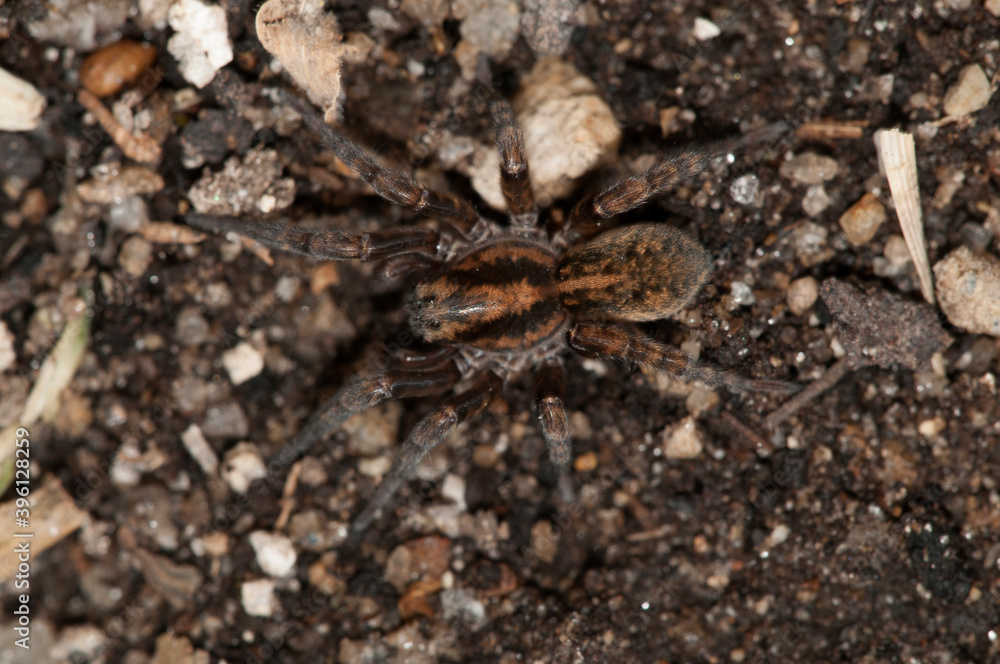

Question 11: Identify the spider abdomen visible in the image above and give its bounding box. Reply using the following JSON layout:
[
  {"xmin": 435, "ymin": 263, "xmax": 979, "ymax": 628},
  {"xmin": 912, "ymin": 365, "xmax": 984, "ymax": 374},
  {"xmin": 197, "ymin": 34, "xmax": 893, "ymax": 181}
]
[
  {"xmin": 556, "ymin": 223, "xmax": 711, "ymax": 321},
  {"xmin": 410, "ymin": 240, "xmax": 566, "ymax": 352}
]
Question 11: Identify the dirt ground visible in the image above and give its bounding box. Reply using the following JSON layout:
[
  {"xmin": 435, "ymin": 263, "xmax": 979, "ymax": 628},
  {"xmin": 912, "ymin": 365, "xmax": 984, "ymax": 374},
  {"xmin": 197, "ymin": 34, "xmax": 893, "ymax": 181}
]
[{"xmin": 2, "ymin": 0, "xmax": 1000, "ymax": 662}]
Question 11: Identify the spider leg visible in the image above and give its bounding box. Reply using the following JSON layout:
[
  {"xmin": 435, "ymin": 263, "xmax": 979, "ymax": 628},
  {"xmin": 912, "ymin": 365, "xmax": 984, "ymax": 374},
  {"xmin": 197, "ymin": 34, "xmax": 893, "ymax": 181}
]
[
  {"xmin": 564, "ymin": 149, "xmax": 711, "ymax": 239},
  {"xmin": 569, "ymin": 322, "xmax": 799, "ymax": 394},
  {"xmin": 351, "ymin": 371, "xmax": 503, "ymax": 535},
  {"xmin": 187, "ymin": 213, "xmax": 442, "ymax": 262},
  {"xmin": 490, "ymin": 101, "xmax": 538, "ymax": 228},
  {"xmin": 563, "ymin": 120, "xmax": 791, "ymax": 239},
  {"xmin": 535, "ymin": 359, "xmax": 571, "ymax": 466},
  {"xmin": 274, "ymin": 88, "xmax": 480, "ymax": 234},
  {"xmin": 272, "ymin": 358, "xmax": 462, "ymax": 467}
]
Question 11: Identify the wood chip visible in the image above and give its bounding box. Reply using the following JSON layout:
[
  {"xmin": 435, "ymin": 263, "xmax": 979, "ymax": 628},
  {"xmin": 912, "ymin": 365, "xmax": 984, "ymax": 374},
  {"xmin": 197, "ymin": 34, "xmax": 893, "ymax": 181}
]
[
  {"xmin": 876, "ymin": 129, "xmax": 935, "ymax": 305},
  {"xmin": 140, "ymin": 222, "xmax": 207, "ymax": 244},
  {"xmin": 0, "ymin": 475, "xmax": 88, "ymax": 582},
  {"xmin": 795, "ymin": 120, "xmax": 866, "ymax": 141}
]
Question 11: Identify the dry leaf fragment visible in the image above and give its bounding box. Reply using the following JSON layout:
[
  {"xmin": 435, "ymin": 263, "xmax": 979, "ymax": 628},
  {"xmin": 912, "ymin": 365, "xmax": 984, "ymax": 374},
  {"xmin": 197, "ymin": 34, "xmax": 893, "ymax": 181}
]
[
  {"xmin": 876, "ymin": 129, "xmax": 935, "ymax": 305},
  {"xmin": 256, "ymin": 0, "xmax": 345, "ymax": 124},
  {"xmin": 0, "ymin": 475, "xmax": 87, "ymax": 582}
]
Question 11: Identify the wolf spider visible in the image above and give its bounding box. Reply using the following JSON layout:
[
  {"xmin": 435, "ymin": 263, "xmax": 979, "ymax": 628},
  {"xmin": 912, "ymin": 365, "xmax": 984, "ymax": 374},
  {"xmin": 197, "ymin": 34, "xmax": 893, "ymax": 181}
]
[{"xmin": 187, "ymin": 88, "xmax": 795, "ymax": 535}]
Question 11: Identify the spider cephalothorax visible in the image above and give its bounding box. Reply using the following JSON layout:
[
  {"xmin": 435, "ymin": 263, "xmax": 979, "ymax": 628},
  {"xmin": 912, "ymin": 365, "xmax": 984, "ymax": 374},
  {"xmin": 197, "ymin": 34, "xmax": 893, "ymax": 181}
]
[{"xmin": 188, "ymin": 89, "xmax": 794, "ymax": 535}]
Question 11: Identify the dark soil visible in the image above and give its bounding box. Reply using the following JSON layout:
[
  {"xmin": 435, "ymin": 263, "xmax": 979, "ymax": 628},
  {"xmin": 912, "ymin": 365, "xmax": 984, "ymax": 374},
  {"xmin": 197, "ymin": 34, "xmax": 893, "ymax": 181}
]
[{"xmin": 2, "ymin": 1, "xmax": 1000, "ymax": 663}]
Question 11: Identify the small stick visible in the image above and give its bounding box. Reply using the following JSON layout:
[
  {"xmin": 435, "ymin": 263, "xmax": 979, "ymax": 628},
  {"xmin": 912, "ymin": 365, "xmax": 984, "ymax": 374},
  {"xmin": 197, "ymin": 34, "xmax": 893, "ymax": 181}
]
[{"xmin": 764, "ymin": 357, "xmax": 855, "ymax": 429}]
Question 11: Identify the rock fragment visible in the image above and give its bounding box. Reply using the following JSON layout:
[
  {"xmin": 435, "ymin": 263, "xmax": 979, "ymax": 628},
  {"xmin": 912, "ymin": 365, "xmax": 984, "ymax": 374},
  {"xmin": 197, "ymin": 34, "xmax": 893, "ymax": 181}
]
[
  {"xmin": 167, "ymin": 0, "xmax": 233, "ymax": 89},
  {"xmin": 838, "ymin": 192, "xmax": 887, "ymax": 246},
  {"xmin": 942, "ymin": 64, "xmax": 993, "ymax": 118},
  {"xmin": 933, "ymin": 247, "xmax": 1000, "ymax": 336},
  {"xmin": 820, "ymin": 278, "xmax": 952, "ymax": 369}
]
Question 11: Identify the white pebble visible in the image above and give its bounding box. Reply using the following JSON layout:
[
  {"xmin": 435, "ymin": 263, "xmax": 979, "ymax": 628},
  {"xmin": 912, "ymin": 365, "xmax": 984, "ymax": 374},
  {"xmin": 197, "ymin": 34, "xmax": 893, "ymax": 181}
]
[
  {"xmin": 357, "ymin": 455, "xmax": 392, "ymax": 478},
  {"xmin": 0, "ymin": 321, "xmax": 16, "ymax": 373},
  {"xmin": 221, "ymin": 442, "xmax": 267, "ymax": 493},
  {"xmin": 802, "ymin": 184, "xmax": 832, "ymax": 218},
  {"xmin": 0, "ymin": 66, "xmax": 47, "ymax": 131},
  {"xmin": 779, "ymin": 152, "xmax": 841, "ymax": 185},
  {"xmin": 222, "ymin": 341, "xmax": 265, "ymax": 386},
  {"xmin": 241, "ymin": 578, "xmax": 279, "ymax": 617},
  {"xmin": 943, "ymin": 64, "xmax": 993, "ymax": 118},
  {"xmin": 167, "ymin": 0, "xmax": 234, "ymax": 88},
  {"xmin": 692, "ymin": 17, "xmax": 721, "ymax": 41},
  {"xmin": 838, "ymin": 192, "xmax": 886, "ymax": 246},
  {"xmin": 441, "ymin": 474, "xmax": 467, "ymax": 509},
  {"xmin": 766, "ymin": 524, "xmax": 791, "ymax": 547},
  {"xmin": 934, "ymin": 247, "xmax": 1000, "ymax": 336},
  {"xmin": 180, "ymin": 423, "xmax": 220, "ymax": 475},
  {"xmin": 662, "ymin": 416, "xmax": 705, "ymax": 459},
  {"xmin": 786, "ymin": 276, "xmax": 819, "ymax": 316},
  {"xmin": 248, "ymin": 530, "xmax": 297, "ymax": 577}
]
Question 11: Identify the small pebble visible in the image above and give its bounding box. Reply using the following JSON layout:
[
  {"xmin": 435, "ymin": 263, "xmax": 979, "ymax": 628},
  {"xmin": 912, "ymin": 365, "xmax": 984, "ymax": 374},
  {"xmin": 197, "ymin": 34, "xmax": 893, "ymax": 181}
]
[
  {"xmin": 730, "ymin": 281, "xmax": 755, "ymax": 306},
  {"xmin": 685, "ymin": 388, "xmax": 719, "ymax": 418},
  {"xmin": 883, "ymin": 234, "xmax": 912, "ymax": 268},
  {"xmin": 440, "ymin": 588, "xmax": 487, "ymax": 631},
  {"xmin": 786, "ymin": 276, "xmax": 819, "ymax": 316},
  {"xmin": 692, "ymin": 17, "xmax": 721, "ymax": 41},
  {"xmin": 662, "ymin": 416, "xmax": 705, "ymax": 459},
  {"xmin": 357, "ymin": 455, "xmax": 392, "ymax": 478},
  {"xmin": 200, "ymin": 401, "xmax": 249, "ymax": 439},
  {"xmin": 248, "ymin": 531, "xmax": 297, "ymax": 577},
  {"xmin": 241, "ymin": 578, "xmax": 279, "ymax": 617},
  {"xmin": 802, "ymin": 184, "xmax": 831, "ymax": 218},
  {"xmin": 440, "ymin": 474, "xmax": 467, "ymax": 509},
  {"xmin": 118, "ymin": 236, "xmax": 153, "ymax": 277},
  {"xmin": 839, "ymin": 192, "xmax": 887, "ymax": 246},
  {"xmin": 0, "ymin": 66, "xmax": 47, "ymax": 131},
  {"xmin": 180, "ymin": 424, "xmax": 219, "ymax": 475},
  {"xmin": 344, "ymin": 402, "xmax": 402, "ymax": 456},
  {"xmin": 220, "ymin": 442, "xmax": 267, "ymax": 493},
  {"xmin": 77, "ymin": 165, "xmax": 165, "ymax": 204},
  {"xmin": 933, "ymin": 246, "xmax": 1000, "ymax": 336},
  {"xmin": 175, "ymin": 306, "xmax": 211, "ymax": 346},
  {"xmin": 918, "ymin": 417, "xmax": 946, "ymax": 437},
  {"xmin": 729, "ymin": 173, "xmax": 760, "ymax": 206},
  {"xmin": 0, "ymin": 321, "xmax": 16, "ymax": 373},
  {"xmin": 80, "ymin": 39, "xmax": 157, "ymax": 97},
  {"xmin": 765, "ymin": 524, "xmax": 791, "ymax": 547},
  {"xmin": 167, "ymin": 0, "xmax": 233, "ymax": 89},
  {"xmin": 779, "ymin": 152, "xmax": 841, "ymax": 186},
  {"xmin": 574, "ymin": 451, "xmax": 598, "ymax": 473},
  {"xmin": 988, "ymin": 0, "xmax": 1000, "ymax": 17},
  {"xmin": 297, "ymin": 456, "xmax": 328, "ymax": 487},
  {"xmin": 942, "ymin": 63, "xmax": 993, "ymax": 117},
  {"xmin": 222, "ymin": 341, "xmax": 265, "ymax": 386},
  {"xmin": 385, "ymin": 536, "xmax": 452, "ymax": 593}
]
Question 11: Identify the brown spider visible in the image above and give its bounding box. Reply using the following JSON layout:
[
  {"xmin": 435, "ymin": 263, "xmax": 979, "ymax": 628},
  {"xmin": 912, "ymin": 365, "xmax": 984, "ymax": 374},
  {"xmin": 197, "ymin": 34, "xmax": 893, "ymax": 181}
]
[{"xmin": 187, "ymin": 88, "xmax": 795, "ymax": 535}]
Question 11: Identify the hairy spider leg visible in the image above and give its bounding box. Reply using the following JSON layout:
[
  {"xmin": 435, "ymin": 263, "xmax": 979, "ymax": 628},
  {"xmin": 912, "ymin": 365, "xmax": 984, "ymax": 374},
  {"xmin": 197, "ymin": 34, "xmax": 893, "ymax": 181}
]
[
  {"xmin": 351, "ymin": 371, "xmax": 503, "ymax": 535},
  {"xmin": 569, "ymin": 322, "xmax": 801, "ymax": 395},
  {"xmin": 564, "ymin": 121, "xmax": 791, "ymax": 239},
  {"xmin": 490, "ymin": 101, "xmax": 538, "ymax": 228},
  {"xmin": 271, "ymin": 359, "xmax": 461, "ymax": 469},
  {"xmin": 534, "ymin": 358, "xmax": 571, "ymax": 466},
  {"xmin": 186, "ymin": 213, "xmax": 442, "ymax": 261},
  {"xmin": 274, "ymin": 88, "xmax": 481, "ymax": 235},
  {"xmin": 565, "ymin": 150, "xmax": 711, "ymax": 239}
]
